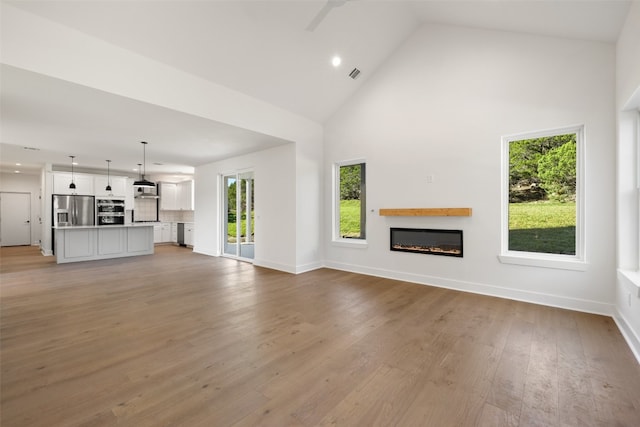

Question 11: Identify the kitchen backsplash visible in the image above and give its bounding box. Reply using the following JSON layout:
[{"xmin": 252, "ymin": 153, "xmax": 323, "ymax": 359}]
[
  {"xmin": 134, "ymin": 198, "xmax": 158, "ymax": 221},
  {"xmin": 159, "ymin": 210, "xmax": 194, "ymax": 222}
]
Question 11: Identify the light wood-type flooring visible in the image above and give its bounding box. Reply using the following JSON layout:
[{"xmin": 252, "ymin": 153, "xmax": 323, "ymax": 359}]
[{"xmin": 1, "ymin": 245, "xmax": 639, "ymax": 426}]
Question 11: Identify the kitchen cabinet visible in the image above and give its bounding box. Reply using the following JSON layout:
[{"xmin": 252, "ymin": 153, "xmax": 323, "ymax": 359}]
[
  {"xmin": 55, "ymin": 225, "xmax": 154, "ymax": 263},
  {"xmin": 153, "ymin": 223, "xmax": 172, "ymax": 243},
  {"xmin": 171, "ymin": 222, "xmax": 178, "ymax": 243},
  {"xmin": 177, "ymin": 180, "xmax": 194, "ymax": 210},
  {"xmin": 161, "ymin": 222, "xmax": 171, "ymax": 242},
  {"xmin": 94, "ymin": 176, "xmax": 127, "ymax": 197},
  {"xmin": 153, "ymin": 224, "xmax": 162, "ymax": 243},
  {"xmin": 184, "ymin": 223, "xmax": 195, "ymax": 246},
  {"xmin": 125, "ymin": 178, "xmax": 135, "ymax": 210},
  {"xmin": 159, "ymin": 182, "xmax": 177, "ymax": 210},
  {"xmin": 53, "ymin": 172, "xmax": 94, "ymax": 195}
]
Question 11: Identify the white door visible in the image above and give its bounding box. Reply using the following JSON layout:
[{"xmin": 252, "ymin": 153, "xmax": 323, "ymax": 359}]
[{"xmin": 0, "ymin": 192, "xmax": 31, "ymax": 246}]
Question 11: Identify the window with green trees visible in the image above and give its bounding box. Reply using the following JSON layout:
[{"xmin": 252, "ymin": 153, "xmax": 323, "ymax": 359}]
[
  {"xmin": 336, "ymin": 162, "xmax": 366, "ymax": 240},
  {"xmin": 504, "ymin": 126, "xmax": 582, "ymax": 257}
]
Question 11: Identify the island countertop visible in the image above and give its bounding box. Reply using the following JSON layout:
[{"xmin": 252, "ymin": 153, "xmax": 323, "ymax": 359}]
[{"xmin": 53, "ymin": 223, "xmax": 156, "ymax": 229}]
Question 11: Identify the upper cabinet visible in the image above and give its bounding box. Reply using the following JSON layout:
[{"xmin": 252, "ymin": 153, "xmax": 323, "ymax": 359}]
[
  {"xmin": 159, "ymin": 182, "xmax": 177, "ymax": 210},
  {"xmin": 52, "ymin": 172, "xmax": 94, "ymax": 195},
  {"xmin": 159, "ymin": 180, "xmax": 194, "ymax": 211},
  {"xmin": 94, "ymin": 176, "xmax": 127, "ymax": 197},
  {"xmin": 52, "ymin": 172, "xmax": 132, "ymax": 202},
  {"xmin": 177, "ymin": 180, "xmax": 194, "ymax": 211}
]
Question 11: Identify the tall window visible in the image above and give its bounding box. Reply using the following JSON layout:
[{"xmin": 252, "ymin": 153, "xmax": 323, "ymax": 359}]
[
  {"xmin": 335, "ymin": 161, "xmax": 366, "ymax": 240},
  {"xmin": 501, "ymin": 126, "xmax": 584, "ymax": 269}
]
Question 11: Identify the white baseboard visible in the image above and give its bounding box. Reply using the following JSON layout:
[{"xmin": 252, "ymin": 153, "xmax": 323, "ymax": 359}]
[
  {"xmin": 613, "ymin": 308, "xmax": 640, "ymax": 364},
  {"xmin": 323, "ymin": 260, "xmax": 613, "ymax": 317},
  {"xmin": 295, "ymin": 261, "xmax": 324, "ymax": 274},
  {"xmin": 253, "ymin": 258, "xmax": 297, "ymax": 274},
  {"xmin": 192, "ymin": 247, "xmax": 219, "ymax": 257}
]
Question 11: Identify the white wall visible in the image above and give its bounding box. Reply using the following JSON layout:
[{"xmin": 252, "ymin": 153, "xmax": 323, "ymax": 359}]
[
  {"xmin": 615, "ymin": 0, "xmax": 640, "ymax": 361},
  {"xmin": 0, "ymin": 172, "xmax": 42, "ymax": 246},
  {"xmin": 195, "ymin": 143, "xmax": 298, "ymax": 272},
  {"xmin": 324, "ymin": 23, "xmax": 616, "ymax": 314}
]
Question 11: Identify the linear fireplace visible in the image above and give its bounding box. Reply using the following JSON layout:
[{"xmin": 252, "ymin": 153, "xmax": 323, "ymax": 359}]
[{"xmin": 390, "ymin": 228, "xmax": 463, "ymax": 257}]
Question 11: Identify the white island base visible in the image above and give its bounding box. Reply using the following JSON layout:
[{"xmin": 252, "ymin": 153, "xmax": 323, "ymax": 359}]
[{"xmin": 55, "ymin": 225, "xmax": 154, "ymax": 264}]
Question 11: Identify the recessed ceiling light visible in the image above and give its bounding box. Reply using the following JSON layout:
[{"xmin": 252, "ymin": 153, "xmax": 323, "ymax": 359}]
[
  {"xmin": 15, "ymin": 163, "xmax": 21, "ymax": 166},
  {"xmin": 332, "ymin": 56, "xmax": 342, "ymax": 67},
  {"xmin": 14, "ymin": 170, "xmax": 20, "ymax": 174},
  {"xmin": 72, "ymin": 162, "xmax": 78, "ymax": 166}
]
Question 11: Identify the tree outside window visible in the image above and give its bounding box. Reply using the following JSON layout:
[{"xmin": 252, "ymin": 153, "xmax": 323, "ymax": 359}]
[
  {"xmin": 507, "ymin": 130, "xmax": 579, "ymax": 255},
  {"xmin": 337, "ymin": 162, "xmax": 366, "ymax": 240}
]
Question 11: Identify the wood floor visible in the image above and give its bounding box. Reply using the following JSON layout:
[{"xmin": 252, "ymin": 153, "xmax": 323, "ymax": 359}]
[{"xmin": 1, "ymin": 245, "xmax": 639, "ymax": 426}]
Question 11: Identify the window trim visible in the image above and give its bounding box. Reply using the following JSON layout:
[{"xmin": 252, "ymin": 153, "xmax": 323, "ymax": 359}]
[
  {"xmin": 499, "ymin": 125, "xmax": 586, "ymax": 271},
  {"xmin": 333, "ymin": 159, "xmax": 367, "ymax": 247}
]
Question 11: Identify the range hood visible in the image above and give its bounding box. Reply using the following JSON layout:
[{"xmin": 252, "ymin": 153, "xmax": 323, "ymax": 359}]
[{"xmin": 134, "ymin": 186, "xmax": 159, "ymax": 199}]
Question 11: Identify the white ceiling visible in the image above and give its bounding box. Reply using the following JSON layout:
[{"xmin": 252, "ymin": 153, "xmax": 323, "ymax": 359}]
[
  {"xmin": 0, "ymin": 0, "xmax": 632, "ymax": 176},
  {"xmin": 0, "ymin": 64, "xmax": 291, "ymax": 176}
]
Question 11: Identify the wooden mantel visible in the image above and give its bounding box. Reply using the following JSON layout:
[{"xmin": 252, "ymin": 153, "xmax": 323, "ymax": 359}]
[{"xmin": 379, "ymin": 208, "xmax": 472, "ymax": 217}]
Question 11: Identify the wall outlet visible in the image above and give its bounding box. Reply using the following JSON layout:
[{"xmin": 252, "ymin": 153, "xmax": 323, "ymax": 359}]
[{"xmin": 426, "ymin": 175, "xmax": 434, "ymax": 184}]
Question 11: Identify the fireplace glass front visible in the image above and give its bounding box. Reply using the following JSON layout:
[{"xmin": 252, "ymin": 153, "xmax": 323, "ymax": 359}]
[{"xmin": 390, "ymin": 228, "xmax": 463, "ymax": 257}]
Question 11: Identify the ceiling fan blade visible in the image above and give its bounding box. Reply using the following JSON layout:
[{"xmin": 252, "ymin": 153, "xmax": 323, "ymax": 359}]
[
  {"xmin": 306, "ymin": 2, "xmax": 335, "ymax": 32},
  {"xmin": 306, "ymin": 0, "xmax": 351, "ymax": 32}
]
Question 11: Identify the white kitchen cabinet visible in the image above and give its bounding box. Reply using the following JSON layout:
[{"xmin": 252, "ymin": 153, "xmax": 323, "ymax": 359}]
[
  {"xmin": 177, "ymin": 180, "xmax": 194, "ymax": 211},
  {"xmin": 94, "ymin": 176, "xmax": 127, "ymax": 197},
  {"xmin": 153, "ymin": 224, "xmax": 162, "ymax": 243},
  {"xmin": 53, "ymin": 172, "xmax": 94, "ymax": 195},
  {"xmin": 159, "ymin": 182, "xmax": 177, "ymax": 210},
  {"xmin": 171, "ymin": 222, "xmax": 178, "ymax": 243},
  {"xmin": 161, "ymin": 222, "xmax": 171, "ymax": 242},
  {"xmin": 184, "ymin": 223, "xmax": 195, "ymax": 246},
  {"xmin": 125, "ymin": 178, "xmax": 135, "ymax": 210},
  {"xmin": 55, "ymin": 225, "xmax": 154, "ymax": 263}
]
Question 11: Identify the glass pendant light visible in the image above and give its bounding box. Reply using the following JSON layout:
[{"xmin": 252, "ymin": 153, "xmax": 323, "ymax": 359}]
[
  {"xmin": 105, "ymin": 160, "xmax": 112, "ymax": 192},
  {"xmin": 69, "ymin": 156, "xmax": 76, "ymax": 190}
]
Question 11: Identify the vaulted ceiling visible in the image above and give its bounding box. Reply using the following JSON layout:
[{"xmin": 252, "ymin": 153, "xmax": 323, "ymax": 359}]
[{"xmin": 0, "ymin": 0, "xmax": 632, "ymax": 175}]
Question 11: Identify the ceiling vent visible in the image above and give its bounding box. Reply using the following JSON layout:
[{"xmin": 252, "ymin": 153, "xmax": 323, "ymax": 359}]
[{"xmin": 348, "ymin": 68, "xmax": 361, "ymax": 80}]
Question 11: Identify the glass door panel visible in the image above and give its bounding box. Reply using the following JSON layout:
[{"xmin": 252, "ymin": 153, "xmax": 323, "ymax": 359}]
[
  {"xmin": 222, "ymin": 171, "xmax": 254, "ymax": 260},
  {"xmin": 239, "ymin": 172, "xmax": 254, "ymax": 259},
  {"xmin": 223, "ymin": 175, "xmax": 237, "ymax": 256}
]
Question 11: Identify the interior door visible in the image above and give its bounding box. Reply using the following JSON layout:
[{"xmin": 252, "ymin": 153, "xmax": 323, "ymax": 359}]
[
  {"xmin": 1, "ymin": 192, "xmax": 31, "ymax": 246},
  {"xmin": 222, "ymin": 172, "xmax": 254, "ymax": 260}
]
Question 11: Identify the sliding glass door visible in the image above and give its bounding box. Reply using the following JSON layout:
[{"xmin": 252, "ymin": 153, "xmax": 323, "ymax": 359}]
[{"xmin": 222, "ymin": 171, "xmax": 254, "ymax": 260}]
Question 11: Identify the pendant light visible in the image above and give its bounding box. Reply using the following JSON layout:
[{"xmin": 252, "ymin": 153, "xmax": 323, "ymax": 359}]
[
  {"xmin": 133, "ymin": 141, "xmax": 155, "ymax": 188},
  {"xmin": 136, "ymin": 163, "xmax": 143, "ymax": 193},
  {"xmin": 69, "ymin": 156, "xmax": 76, "ymax": 190},
  {"xmin": 105, "ymin": 160, "xmax": 112, "ymax": 192}
]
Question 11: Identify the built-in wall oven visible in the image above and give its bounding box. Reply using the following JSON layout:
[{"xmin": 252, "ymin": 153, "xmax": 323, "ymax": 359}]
[{"xmin": 97, "ymin": 198, "xmax": 125, "ymax": 225}]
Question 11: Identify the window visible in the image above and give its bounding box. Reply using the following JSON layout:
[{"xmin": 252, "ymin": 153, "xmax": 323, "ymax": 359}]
[
  {"xmin": 334, "ymin": 161, "xmax": 366, "ymax": 242},
  {"xmin": 500, "ymin": 125, "xmax": 585, "ymax": 270}
]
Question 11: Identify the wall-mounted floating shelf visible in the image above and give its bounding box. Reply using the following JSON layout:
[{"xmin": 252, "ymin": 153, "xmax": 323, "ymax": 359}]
[{"xmin": 379, "ymin": 208, "xmax": 472, "ymax": 217}]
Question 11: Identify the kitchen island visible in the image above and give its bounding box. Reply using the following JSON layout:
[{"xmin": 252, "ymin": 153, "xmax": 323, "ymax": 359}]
[{"xmin": 54, "ymin": 224, "xmax": 154, "ymax": 264}]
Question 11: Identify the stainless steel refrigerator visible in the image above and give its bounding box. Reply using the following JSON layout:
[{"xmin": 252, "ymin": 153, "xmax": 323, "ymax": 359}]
[{"xmin": 52, "ymin": 194, "xmax": 95, "ymax": 227}]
